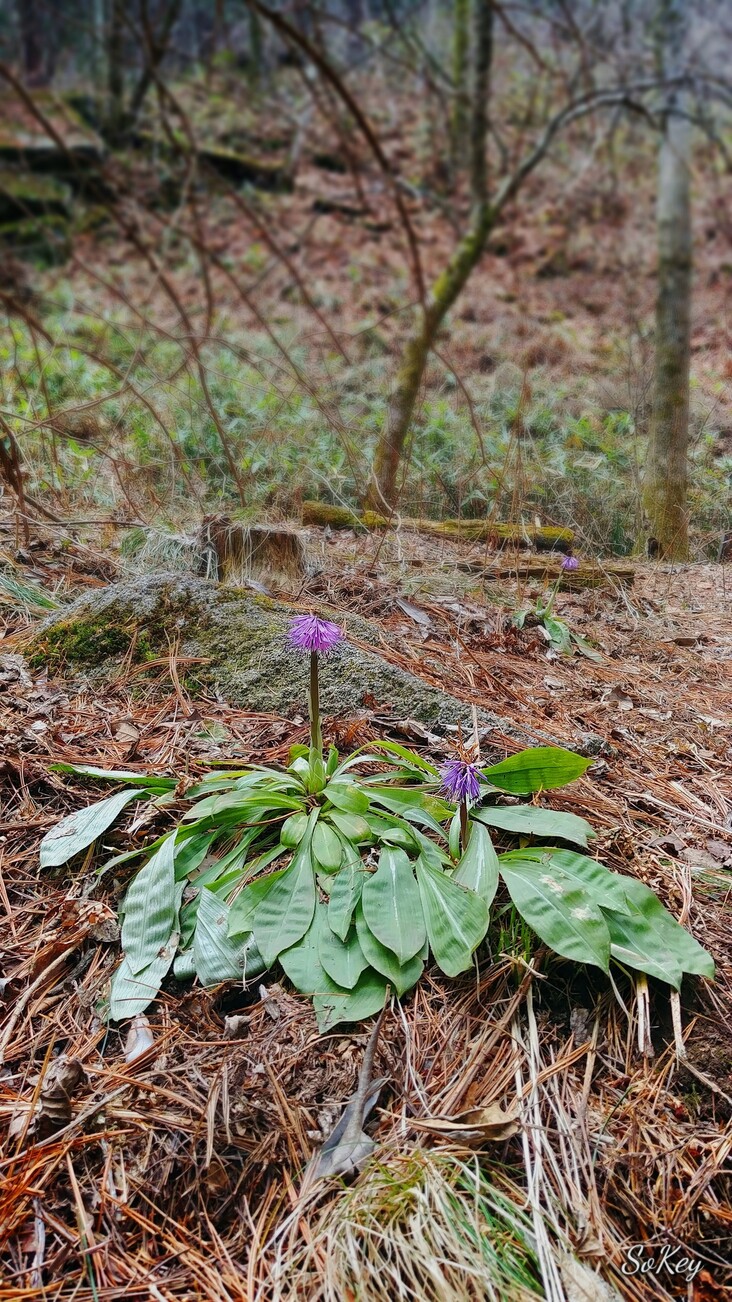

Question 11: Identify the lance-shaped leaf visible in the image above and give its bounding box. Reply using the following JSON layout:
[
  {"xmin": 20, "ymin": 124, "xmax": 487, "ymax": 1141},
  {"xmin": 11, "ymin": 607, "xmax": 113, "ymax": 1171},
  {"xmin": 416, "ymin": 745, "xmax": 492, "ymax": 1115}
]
[
  {"xmin": 40, "ymin": 788, "xmax": 144, "ymax": 869},
  {"xmin": 361, "ymin": 847, "xmax": 425, "ymax": 963},
  {"xmin": 254, "ymin": 812, "xmax": 318, "ymax": 965},
  {"xmin": 454, "ymin": 822, "xmax": 499, "ymax": 906},
  {"xmin": 110, "ymin": 931, "xmax": 178, "ymax": 1020},
  {"xmin": 603, "ymin": 876, "xmax": 714, "ymax": 984},
  {"xmin": 500, "ymin": 860, "xmax": 610, "ymax": 971},
  {"xmin": 52, "ymin": 763, "xmax": 176, "ymax": 792},
  {"xmin": 482, "ymin": 747, "xmax": 591, "ymax": 795},
  {"xmin": 474, "ymin": 804, "xmax": 594, "ymax": 848},
  {"xmin": 328, "ymin": 840, "xmax": 365, "ymax": 941},
  {"xmin": 416, "ymin": 857, "xmax": 489, "ymax": 977},
  {"xmin": 228, "ymin": 868, "xmax": 287, "ymax": 937},
  {"xmin": 324, "ymin": 782, "xmax": 370, "ymax": 814},
  {"xmin": 193, "ymin": 889, "xmax": 266, "ymax": 986},
  {"xmin": 121, "ymin": 835, "xmax": 178, "ymax": 975},
  {"xmin": 355, "ymin": 905, "xmax": 423, "ymax": 995}
]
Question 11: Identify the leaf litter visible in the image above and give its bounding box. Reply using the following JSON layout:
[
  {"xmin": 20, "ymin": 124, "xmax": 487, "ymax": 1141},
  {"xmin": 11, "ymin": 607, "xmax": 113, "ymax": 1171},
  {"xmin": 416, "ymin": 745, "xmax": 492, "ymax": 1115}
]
[{"xmin": 0, "ymin": 521, "xmax": 730, "ymax": 1299}]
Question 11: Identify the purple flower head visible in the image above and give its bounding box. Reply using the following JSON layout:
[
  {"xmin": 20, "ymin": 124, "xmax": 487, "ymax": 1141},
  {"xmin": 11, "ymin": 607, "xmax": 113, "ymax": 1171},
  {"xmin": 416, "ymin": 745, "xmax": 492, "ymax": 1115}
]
[
  {"xmin": 561, "ymin": 555, "xmax": 579, "ymax": 571},
  {"xmin": 288, "ymin": 614, "xmax": 343, "ymax": 655},
  {"xmin": 440, "ymin": 757, "xmax": 481, "ymax": 804}
]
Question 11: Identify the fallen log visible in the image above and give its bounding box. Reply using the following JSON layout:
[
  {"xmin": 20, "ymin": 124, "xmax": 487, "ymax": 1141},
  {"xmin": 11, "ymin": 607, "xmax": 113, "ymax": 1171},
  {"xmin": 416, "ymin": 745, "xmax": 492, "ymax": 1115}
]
[
  {"xmin": 301, "ymin": 501, "xmax": 573, "ymax": 552},
  {"xmin": 457, "ymin": 560, "xmax": 635, "ymax": 589}
]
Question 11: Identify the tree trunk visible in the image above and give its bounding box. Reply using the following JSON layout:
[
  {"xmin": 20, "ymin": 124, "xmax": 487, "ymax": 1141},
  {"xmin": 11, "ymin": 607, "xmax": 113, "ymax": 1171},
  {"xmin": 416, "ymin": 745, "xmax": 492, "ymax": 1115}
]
[
  {"xmin": 643, "ymin": 0, "xmax": 691, "ymax": 559},
  {"xmin": 107, "ymin": 0, "xmax": 125, "ymax": 140},
  {"xmin": 15, "ymin": 0, "xmax": 45, "ymax": 85},
  {"xmin": 450, "ymin": 0, "xmax": 470, "ymax": 167},
  {"xmin": 368, "ymin": 0, "xmax": 494, "ymax": 511}
]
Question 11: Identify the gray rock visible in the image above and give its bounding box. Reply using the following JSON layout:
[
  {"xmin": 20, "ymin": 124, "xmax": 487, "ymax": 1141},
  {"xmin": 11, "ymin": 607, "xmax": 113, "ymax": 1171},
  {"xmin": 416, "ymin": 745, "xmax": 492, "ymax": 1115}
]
[{"xmin": 33, "ymin": 573, "xmax": 541, "ymax": 743}]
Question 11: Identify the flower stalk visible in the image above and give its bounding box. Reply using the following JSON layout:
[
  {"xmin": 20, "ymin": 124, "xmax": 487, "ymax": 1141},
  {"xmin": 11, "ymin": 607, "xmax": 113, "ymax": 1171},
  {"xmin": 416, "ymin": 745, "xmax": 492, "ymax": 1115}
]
[{"xmin": 288, "ymin": 614, "xmax": 343, "ymax": 793}]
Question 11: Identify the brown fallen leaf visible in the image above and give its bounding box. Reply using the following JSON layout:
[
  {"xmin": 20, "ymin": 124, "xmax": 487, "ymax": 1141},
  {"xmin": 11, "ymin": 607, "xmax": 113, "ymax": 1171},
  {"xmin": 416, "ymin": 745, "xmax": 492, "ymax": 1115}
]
[
  {"xmin": 37, "ymin": 1056, "xmax": 86, "ymax": 1138},
  {"xmin": 411, "ymin": 1099, "xmax": 520, "ymax": 1148}
]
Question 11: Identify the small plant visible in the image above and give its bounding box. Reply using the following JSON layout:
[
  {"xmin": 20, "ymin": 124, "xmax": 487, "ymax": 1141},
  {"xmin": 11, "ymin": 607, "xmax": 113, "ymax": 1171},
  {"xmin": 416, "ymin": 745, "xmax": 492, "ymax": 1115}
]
[
  {"xmin": 40, "ymin": 616, "xmax": 713, "ymax": 1029},
  {"xmin": 512, "ymin": 555, "xmax": 601, "ymax": 660}
]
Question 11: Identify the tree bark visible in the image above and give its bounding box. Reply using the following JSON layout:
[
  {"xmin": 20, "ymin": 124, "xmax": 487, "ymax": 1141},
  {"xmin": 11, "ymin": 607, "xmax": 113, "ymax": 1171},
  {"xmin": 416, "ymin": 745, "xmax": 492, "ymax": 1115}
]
[
  {"xmin": 368, "ymin": 0, "xmax": 494, "ymax": 510},
  {"xmin": 450, "ymin": 0, "xmax": 470, "ymax": 167},
  {"xmin": 643, "ymin": 0, "xmax": 691, "ymax": 559}
]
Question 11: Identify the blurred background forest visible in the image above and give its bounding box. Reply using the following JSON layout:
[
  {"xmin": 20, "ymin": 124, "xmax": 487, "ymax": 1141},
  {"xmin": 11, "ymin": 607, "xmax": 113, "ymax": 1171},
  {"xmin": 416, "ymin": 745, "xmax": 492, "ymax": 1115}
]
[{"xmin": 0, "ymin": 0, "xmax": 730, "ymax": 559}]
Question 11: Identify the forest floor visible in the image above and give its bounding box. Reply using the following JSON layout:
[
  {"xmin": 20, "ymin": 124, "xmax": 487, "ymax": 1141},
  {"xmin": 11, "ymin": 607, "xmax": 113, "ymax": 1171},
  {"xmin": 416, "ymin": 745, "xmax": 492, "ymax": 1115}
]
[{"xmin": 0, "ymin": 519, "xmax": 730, "ymax": 1300}]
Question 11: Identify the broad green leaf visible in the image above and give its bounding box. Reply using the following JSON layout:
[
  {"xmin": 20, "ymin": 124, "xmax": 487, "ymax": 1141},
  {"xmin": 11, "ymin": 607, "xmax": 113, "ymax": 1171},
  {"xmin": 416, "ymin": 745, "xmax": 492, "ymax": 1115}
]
[
  {"xmin": 482, "ymin": 747, "xmax": 591, "ymax": 795},
  {"xmin": 361, "ymin": 847, "xmax": 425, "ymax": 963},
  {"xmin": 328, "ymin": 811, "xmax": 371, "ymax": 842},
  {"xmin": 454, "ymin": 822, "xmax": 499, "ymax": 906},
  {"xmin": 416, "ymin": 857, "xmax": 489, "ymax": 977},
  {"xmin": 544, "ymin": 616, "xmax": 572, "ymax": 654},
  {"xmin": 228, "ymin": 868, "xmax": 287, "ymax": 937},
  {"xmin": 40, "ymin": 788, "xmax": 143, "ymax": 868},
  {"xmin": 474, "ymin": 805, "xmax": 595, "ymax": 848},
  {"xmin": 325, "ymin": 782, "xmax": 370, "ymax": 815},
  {"xmin": 193, "ymin": 889, "xmax": 266, "ymax": 985},
  {"xmin": 499, "ymin": 848, "xmax": 630, "ymax": 911},
  {"xmin": 328, "ymin": 843, "xmax": 365, "ymax": 940},
  {"xmin": 326, "ymin": 745, "xmax": 339, "ymax": 777},
  {"xmin": 314, "ymin": 968, "xmax": 391, "ymax": 1032},
  {"xmin": 313, "ymin": 821, "xmax": 343, "ymax": 871},
  {"xmin": 52, "ymin": 763, "xmax": 176, "ymax": 792},
  {"xmin": 109, "ymin": 931, "xmax": 178, "ymax": 1020},
  {"xmin": 319, "ymin": 923, "xmax": 369, "ymax": 989},
  {"xmin": 254, "ymin": 821, "xmax": 317, "ymax": 965},
  {"xmin": 279, "ymin": 904, "xmax": 335, "ymax": 995},
  {"xmin": 500, "ymin": 861, "xmax": 610, "ymax": 971},
  {"xmin": 281, "ymin": 812, "xmax": 310, "ymax": 847},
  {"xmin": 604, "ymin": 877, "xmax": 714, "ymax": 982},
  {"xmin": 121, "ymin": 836, "xmax": 178, "ymax": 975},
  {"xmin": 355, "ymin": 905, "xmax": 424, "ymax": 995},
  {"xmin": 602, "ymin": 907, "xmax": 685, "ymax": 988},
  {"xmin": 355, "ymin": 741, "xmax": 439, "ymax": 776}
]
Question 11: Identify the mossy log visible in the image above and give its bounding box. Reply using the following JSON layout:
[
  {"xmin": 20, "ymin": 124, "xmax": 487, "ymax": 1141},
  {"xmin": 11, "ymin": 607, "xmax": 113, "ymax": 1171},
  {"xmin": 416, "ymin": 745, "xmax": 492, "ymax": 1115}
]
[
  {"xmin": 457, "ymin": 560, "xmax": 635, "ymax": 590},
  {"xmin": 198, "ymin": 145, "xmax": 292, "ymax": 191},
  {"xmin": 302, "ymin": 501, "xmax": 573, "ymax": 551}
]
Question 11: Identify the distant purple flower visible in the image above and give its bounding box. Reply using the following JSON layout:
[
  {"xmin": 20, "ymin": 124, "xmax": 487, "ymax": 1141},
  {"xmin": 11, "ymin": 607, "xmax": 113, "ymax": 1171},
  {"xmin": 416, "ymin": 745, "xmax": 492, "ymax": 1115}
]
[
  {"xmin": 562, "ymin": 555, "xmax": 579, "ymax": 571},
  {"xmin": 440, "ymin": 757, "xmax": 481, "ymax": 804},
  {"xmin": 288, "ymin": 614, "xmax": 343, "ymax": 655}
]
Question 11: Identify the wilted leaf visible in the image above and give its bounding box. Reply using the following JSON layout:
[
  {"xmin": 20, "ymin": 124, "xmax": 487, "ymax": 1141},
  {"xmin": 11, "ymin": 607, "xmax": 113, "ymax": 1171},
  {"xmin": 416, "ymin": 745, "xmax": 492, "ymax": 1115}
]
[{"xmin": 411, "ymin": 1099, "xmax": 520, "ymax": 1147}]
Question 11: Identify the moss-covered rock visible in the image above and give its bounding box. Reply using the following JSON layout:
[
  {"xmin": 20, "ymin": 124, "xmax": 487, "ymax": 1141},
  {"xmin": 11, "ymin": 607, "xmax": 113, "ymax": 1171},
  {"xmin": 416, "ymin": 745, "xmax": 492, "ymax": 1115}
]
[{"xmin": 30, "ymin": 574, "xmax": 534, "ymax": 739}]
